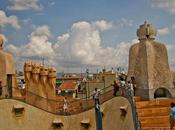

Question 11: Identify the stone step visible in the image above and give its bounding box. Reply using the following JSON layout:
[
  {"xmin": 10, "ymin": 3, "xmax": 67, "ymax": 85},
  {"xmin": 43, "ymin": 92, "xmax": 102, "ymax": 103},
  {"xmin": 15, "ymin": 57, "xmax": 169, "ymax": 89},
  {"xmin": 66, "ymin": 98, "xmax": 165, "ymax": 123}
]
[
  {"xmin": 141, "ymin": 122, "xmax": 170, "ymax": 128},
  {"xmin": 141, "ymin": 127, "xmax": 171, "ymax": 130},
  {"xmin": 139, "ymin": 115, "xmax": 170, "ymax": 126},
  {"xmin": 137, "ymin": 107, "xmax": 170, "ymax": 117},
  {"xmin": 134, "ymin": 96, "xmax": 141, "ymax": 102},
  {"xmin": 136, "ymin": 99, "xmax": 171, "ymax": 109}
]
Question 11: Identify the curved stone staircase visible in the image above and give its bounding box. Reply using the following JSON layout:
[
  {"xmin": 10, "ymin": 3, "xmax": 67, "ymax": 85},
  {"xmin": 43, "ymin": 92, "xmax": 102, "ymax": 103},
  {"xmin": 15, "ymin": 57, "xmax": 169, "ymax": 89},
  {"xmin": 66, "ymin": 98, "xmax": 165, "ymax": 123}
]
[{"xmin": 135, "ymin": 96, "xmax": 172, "ymax": 130}]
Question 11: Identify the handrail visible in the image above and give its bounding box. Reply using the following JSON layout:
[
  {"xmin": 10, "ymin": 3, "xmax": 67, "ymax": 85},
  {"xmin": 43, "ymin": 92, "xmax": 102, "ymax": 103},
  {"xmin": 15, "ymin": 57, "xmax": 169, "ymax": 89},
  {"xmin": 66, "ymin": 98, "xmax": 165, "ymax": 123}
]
[
  {"xmin": 81, "ymin": 84, "xmax": 113, "ymax": 100},
  {"xmin": 120, "ymin": 86, "xmax": 141, "ymax": 130}
]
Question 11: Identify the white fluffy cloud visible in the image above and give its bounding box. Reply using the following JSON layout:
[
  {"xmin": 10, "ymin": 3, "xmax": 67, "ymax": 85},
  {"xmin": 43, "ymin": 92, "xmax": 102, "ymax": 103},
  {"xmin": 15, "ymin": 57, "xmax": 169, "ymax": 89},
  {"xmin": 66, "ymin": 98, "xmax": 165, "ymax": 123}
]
[
  {"xmin": 6, "ymin": 20, "xmax": 137, "ymax": 71},
  {"xmin": 172, "ymin": 24, "xmax": 175, "ymax": 30},
  {"xmin": 92, "ymin": 20, "xmax": 112, "ymax": 31},
  {"xmin": 152, "ymin": 0, "xmax": 175, "ymax": 14},
  {"xmin": 5, "ymin": 19, "xmax": 175, "ymax": 72},
  {"xmin": 8, "ymin": 0, "xmax": 42, "ymax": 11},
  {"xmin": 118, "ymin": 18, "xmax": 133, "ymax": 27},
  {"xmin": 158, "ymin": 27, "xmax": 170, "ymax": 36},
  {"xmin": 0, "ymin": 10, "xmax": 20, "ymax": 29},
  {"xmin": 54, "ymin": 21, "xmax": 135, "ymax": 70},
  {"xmin": 6, "ymin": 25, "xmax": 54, "ymax": 70}
]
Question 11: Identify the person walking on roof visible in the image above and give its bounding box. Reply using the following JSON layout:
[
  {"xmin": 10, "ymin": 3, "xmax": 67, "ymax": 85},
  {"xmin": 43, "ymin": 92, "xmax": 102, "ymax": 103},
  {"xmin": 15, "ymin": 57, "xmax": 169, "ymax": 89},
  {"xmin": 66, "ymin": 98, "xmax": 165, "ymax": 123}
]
[
  {"xmin": 171, "ymin": 102, "xmax": 175, "ymax": 129},
  {"xmin": 92, "ymin": 88, "xmax": 101, "ymax": 105}
]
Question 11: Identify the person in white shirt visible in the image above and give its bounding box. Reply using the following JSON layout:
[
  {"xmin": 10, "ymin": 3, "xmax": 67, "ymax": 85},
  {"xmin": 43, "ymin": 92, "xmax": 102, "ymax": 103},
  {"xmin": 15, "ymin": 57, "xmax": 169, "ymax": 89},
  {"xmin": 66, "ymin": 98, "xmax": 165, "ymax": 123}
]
[
  {"xmin": 128, "ymin": 81, "xmax": 134, "ymax": 96},
  {"xmin": 92, "ymin": 88, "xmax": 101, "ymax": 104},
  {"xmin": 63, "ymin": 97, "xmax": 68, "ymax": 114},
  {"xmin": 112, "ymin": 80, "xmax": 120, "ymax": 96},
  {"xmin": 0, "ymin": 81, "xmax": 2, "ymax": 96},
  {"xmin": 120, "ymin": 77, "xmax": 126, "ymax": 95}
]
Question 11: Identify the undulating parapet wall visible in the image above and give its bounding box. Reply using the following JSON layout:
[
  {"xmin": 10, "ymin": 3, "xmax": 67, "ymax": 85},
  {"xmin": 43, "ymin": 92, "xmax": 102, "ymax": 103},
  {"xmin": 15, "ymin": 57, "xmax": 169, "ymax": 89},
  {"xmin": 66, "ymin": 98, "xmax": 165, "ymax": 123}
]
[
  {"xmin": 0, "ymin": 97, "xmax": 135, "ymax": 130},
  {"xmin": 24, "ymin": 62, "xmax": 56, "ymax": 112}
]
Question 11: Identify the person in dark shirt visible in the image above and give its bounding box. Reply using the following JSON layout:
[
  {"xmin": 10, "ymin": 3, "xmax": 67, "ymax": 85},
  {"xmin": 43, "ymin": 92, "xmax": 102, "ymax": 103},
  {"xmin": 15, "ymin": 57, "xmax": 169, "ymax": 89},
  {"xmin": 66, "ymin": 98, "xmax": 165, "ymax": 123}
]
[
  {"xmin": 171, "ymin": 102, "xmax": 175, "ymax": 128},
  {"xmin": 0, "ymin": 81, "xmax": 2, "ymax": 96},
  {"xmin": 112, "ymin": 80, "xmax": 119, "ymax": 96},
  {"xmin": 131, "ymin": 76, "xmax": 136, "ymax": 96},
  {"xmin": 92, "ymin": 88, "xmax": 101, "ymax": 105}
]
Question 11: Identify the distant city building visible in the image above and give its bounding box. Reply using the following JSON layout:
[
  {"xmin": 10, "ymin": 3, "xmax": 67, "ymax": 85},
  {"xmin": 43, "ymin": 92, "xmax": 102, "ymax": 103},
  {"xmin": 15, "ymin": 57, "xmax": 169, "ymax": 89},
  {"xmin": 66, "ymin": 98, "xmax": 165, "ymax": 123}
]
[
  {"xmin": 81, "ymin": 69, "xmax": 117, "ymax": 98},
  {"xmin": 56, "ymin": 81, "xmax": 79, "ymax": 98}
]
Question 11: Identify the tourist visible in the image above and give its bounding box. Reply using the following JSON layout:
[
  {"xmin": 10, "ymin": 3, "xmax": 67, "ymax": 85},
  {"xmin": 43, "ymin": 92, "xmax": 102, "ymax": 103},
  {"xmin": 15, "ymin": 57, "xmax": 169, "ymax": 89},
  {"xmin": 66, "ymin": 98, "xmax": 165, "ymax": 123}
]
[
  {"xmin": 120, "ymin": 77, "xmax": 126, "ymax": 96},
  {"xmin": 112, "ymin": 80, "xmax": 119, "ymax": 96},
  {"xmin": 63, "ymin": 97, "xmax": 68, "ymax": 114},
  {"xmin": 128, "ymin": 81, "xmax": 133, "ymax": 90},
  {"xmin": 92, "ymin": 88, "xmax": 101, "ymax": 105},
  {"xmin": 171, "ymin": 102, "xmax": 175, "ymax": 128},
  {"xmin": 131, "ymin": 76, "xmax": 136, "ymax": 96},
  {"xmin": 0, "ymin": 81, "xmax": 2, "ymax": 96},
  {"xmin": 127, "ymin": 81, "xmax": 134, "ymax": 97},
  {"xmin": 21, "ymin": 79, "xmax": 26, "ymax": 89},
  {"xmin": 120, "ymin": 77, "xmax": 126, "ymax": 87}
]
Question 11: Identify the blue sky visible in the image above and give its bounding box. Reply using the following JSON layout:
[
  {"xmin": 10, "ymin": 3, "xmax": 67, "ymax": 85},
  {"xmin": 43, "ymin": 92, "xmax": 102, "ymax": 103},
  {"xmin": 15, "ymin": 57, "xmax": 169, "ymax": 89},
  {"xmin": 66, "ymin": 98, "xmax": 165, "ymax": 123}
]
[{"xmin": 0, "ymin": 0, "xmax": 175, "ymax": 72}]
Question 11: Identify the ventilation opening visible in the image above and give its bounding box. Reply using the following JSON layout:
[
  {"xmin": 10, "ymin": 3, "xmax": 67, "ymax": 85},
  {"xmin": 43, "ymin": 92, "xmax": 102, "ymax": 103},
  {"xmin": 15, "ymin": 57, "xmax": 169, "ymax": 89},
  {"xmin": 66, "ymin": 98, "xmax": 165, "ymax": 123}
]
[
  {"xmin": 154, "ymin": 88, "xmax": 171, "ymax": 98},
  {"xmin": 120, "ymin": 105, "xmax": 128, "ymax": 117},
  {"xmin": 81, "ymin": 118, "xmax": 90, "ymax": 129},
  {"xmin": 146, "ymin": 35, "xmax": 149, "ymax": 39},
  {"xmin": 13, "ymin": 104, "xmax": 24, "ymax": 116},
  {"xmin": 52, "ymin": 118, "xmax": 63, "ymax": 129}
]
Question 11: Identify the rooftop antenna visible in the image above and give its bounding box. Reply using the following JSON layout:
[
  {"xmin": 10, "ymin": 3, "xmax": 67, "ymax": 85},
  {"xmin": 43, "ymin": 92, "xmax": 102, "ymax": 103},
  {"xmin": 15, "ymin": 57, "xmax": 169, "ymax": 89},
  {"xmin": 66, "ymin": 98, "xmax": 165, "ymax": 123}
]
[
  {"xmin": 81, "ymin": 67, "xmax": 83, "ymax": 78},
  {"xmin": 103, "ymin": 65, "xmax": 106, "ymax": 73},
  {"xmin": 111, "ymin": 67, "xmax": 114, "ymax": 73},
  {"xmin": 86, "ymin": 68, "xmax": 89, "ymax": 78}
]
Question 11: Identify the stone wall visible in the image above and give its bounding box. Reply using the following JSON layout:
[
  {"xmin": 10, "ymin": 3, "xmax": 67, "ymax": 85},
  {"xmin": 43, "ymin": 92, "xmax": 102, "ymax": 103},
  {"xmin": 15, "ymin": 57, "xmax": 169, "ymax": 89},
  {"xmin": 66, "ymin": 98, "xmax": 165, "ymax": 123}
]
[
  {"xmin": 127, "ymin": 22, "xmax": 175, "ymax": 100},
  {"xmin": 0, "ymin": 43, "xmax": 16, "ymax": 98},
  {"xmin": 24, "ymin": 62, "xmax": 57, "ymax": 112},
  {"xmin": 0, "ymin": 97, "xmax": 134, "ymax": 130}
]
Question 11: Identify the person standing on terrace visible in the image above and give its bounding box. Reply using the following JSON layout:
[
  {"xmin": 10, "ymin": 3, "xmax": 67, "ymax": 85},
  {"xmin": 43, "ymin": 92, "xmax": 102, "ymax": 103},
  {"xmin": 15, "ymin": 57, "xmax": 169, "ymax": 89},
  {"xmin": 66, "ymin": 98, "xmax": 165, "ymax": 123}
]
[
  {"xmin": 120, "ymin": 77, "xmax": 126, "ymax": 96},
  {"xmin": 92, "ymin": 88, "xmax": 101, "ymax": 105},
  {"xmin": 131, "ymin": 76, "xmax": 136, "ymax": 96},
  {"xmin": 171, "ymin": 102, "xmax": 175, "ymax": 128},
  {"xmin": 0, "ymin": 81, "xmax": 2, "ymax": 96},
  {"xmin": 63, "ymin": 97, "xmax": 68, "ymax": 114},
  {"xmin": 112, "ymin": 80, "xmax": 120, "ymax": 96}
]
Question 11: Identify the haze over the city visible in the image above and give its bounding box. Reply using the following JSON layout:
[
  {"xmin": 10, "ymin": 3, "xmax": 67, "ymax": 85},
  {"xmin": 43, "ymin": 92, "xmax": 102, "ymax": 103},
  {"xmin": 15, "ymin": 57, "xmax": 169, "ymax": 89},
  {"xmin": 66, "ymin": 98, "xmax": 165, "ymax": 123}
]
[{"xmin": 0, "ymin": 0, "xmax": 175, "ymax": 73}]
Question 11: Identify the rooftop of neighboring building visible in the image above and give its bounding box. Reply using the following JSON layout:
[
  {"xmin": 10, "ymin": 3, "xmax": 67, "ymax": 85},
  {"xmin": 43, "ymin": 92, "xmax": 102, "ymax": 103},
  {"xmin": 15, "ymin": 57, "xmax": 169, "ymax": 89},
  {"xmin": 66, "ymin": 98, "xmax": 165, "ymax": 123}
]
[
  {"xmin": 57, "ymin": 77, "xmax": 83, "ymax": 81},
  {"xmin": 57, "ymin": 81, "xmax": 78, "ymax": 91}
]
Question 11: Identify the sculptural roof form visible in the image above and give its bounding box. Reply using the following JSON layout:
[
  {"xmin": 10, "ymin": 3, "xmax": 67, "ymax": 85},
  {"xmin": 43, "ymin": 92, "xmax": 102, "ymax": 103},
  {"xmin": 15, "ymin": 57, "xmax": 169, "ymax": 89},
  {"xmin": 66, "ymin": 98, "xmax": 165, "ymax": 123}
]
[
  {"xmin": 0, "ymin": 35, "xmax": 4, "ymax": 50},
  {"xmin": 136, "ymin": 21, "xmax": 157, "ymax": 40}
]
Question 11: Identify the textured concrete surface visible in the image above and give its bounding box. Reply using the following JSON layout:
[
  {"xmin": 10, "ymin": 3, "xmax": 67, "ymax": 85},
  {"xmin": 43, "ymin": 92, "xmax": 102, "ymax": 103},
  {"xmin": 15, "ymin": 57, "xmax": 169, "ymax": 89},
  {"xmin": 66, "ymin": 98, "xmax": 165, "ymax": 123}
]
[
  {"xmin": 0, "ymin": 34, "xmax": 16, "ymax": 98},
  {"xmin": 0, "ymin": 97, "xmax": 134, "ymax": 130},
  {"xmin": 24, "ymin": 63, "xmax": 57, "ymax": 112},
  {"xmin": 127, "ymin": 22, "xmax": 174, "ymax": 100},
  {"xmin": 136, "ymin": 98, "xmax": 171, "ymax": 129}
]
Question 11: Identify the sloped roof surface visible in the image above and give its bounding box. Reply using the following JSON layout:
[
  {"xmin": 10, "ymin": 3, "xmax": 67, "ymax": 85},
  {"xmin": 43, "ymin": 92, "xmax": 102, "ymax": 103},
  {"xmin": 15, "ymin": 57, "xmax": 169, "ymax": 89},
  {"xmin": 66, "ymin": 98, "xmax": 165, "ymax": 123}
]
[{"xmin": 57, "ymin": 81, "xmax": 77, "ymax": 90}]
